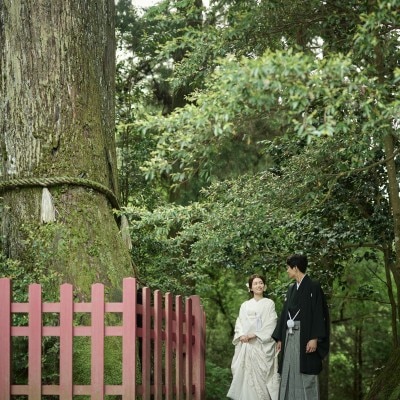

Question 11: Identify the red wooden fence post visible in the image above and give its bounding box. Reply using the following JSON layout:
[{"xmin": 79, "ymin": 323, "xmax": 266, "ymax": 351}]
[
  {"xmin": 29, "ymin": 284, "xmax": 43, "ymax": 399},
  {"xmin": 122, "ymin": 277, "xmax": 137, "ymax": 399},
  {"xmin": 190, "ymin": 295, "xmax": 205, "ymax": 400},
  {"xmin": 91, "ymin": 283, "xmax": 105, "ymax": 399},
  {"xmin": 60, "ymin": 284, "xmax": 74, "ymax": 400},
  {"xmin": 153, "ymin": 290, "xmax": 163, "ymax": 400},
  {"xmin": 142, "ymin": 287, "xmax": 151, "ymax": 399},
  {"xmin": 165, "ymin": 293, "xmax": 173, "ymax": 400},
  {"xmin": 0, "ymin": 278, "xmax": 11, "ymax": 400},
  {"xmin": 184, "ymin": 297, "xmax": 193, "ymax": 400},
  {"xmin": 175, "ymin": 296, "xmax": 184, "ymax": 400}
]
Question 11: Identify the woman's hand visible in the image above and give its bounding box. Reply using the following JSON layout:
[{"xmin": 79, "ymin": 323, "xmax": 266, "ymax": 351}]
[{"xmin": 240, "ymin": 333, "xmax": 256, "ymax": 343}]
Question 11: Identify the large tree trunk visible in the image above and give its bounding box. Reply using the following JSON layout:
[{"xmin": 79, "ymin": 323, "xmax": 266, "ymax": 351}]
[
  {"xmin": 0, "ymin": 0, "xmax": 132, "ymax": 294},
  {"xmin": 383, "ymin": 133, "xmax": 400, "ymax": 310},
  {"xmin": 366, "ymin": 131, "xmax": 400, "ymax": 399},
  {"xmin": 365, "ymin": 8, "xmax": 400, "ymax": 392},
  {"xmin": 364, "ymin": 347, "xmax": 400, "ymax": 400}
]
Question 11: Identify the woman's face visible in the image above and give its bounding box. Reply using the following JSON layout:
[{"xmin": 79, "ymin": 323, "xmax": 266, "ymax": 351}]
[{"xmin": 251, "ymin": 277, "xmax": 265, "ymax": 295}]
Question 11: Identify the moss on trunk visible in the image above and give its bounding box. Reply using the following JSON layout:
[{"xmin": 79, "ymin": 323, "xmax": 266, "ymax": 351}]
[
  {"xmin": 365, "ymin": 347, "xmax": 400, "ymax": 400},
  {"xmin": 0, "ymin": 0, "xmax": 133, "ymax": 295}
]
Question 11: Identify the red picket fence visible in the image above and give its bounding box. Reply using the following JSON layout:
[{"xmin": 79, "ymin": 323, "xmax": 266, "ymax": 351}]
[{"xmin": 0, "ymin": 277, "xmax": 206, "ymax": 399}]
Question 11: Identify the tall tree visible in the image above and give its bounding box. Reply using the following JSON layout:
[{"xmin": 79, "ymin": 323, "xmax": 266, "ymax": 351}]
[{"xmin": 0, "ymin": 0, "xmax": 132, "ymax": 293}]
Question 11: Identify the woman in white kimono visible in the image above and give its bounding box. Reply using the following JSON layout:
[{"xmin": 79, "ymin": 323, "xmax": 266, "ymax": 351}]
[{"xmin": 227, "ymin": 274, "xmax": 280, "ymax": 400}]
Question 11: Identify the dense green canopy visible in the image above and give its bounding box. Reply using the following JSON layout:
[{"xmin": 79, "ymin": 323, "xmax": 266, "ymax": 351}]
[{"xmin": 115, "ymin": 0, "xmax": 400, "ymax": 398}]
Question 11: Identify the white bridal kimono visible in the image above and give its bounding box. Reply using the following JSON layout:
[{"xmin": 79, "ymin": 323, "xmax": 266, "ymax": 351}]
[{"xmin": 227, "ymin": 297, "xmax": 280, "ymax": 400}]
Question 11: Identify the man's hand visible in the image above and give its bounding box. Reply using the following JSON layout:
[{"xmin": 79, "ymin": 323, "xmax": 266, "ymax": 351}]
[{"xmin": 306, "ymin": 338, "xmax": 318, "ymax": 353}]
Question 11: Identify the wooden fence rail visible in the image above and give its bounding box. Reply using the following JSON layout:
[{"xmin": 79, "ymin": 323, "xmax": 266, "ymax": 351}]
[{"xmin": 0, "ymin": 277, "xmax": 206, "ymax": 399}]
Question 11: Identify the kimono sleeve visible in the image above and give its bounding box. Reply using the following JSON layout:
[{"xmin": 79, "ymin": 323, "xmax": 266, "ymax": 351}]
[
  {"xmin": 310, "ymin": 282, "xmax": 328, "ymax": 340},
  {"xmin": 232, "ymin": 302, "xmax": 246, "ymax": 345},
  {"xmin": 255, "ymin": 299, "xmax": 277, "ymax": 344},
  {"xmin": 310, "ymin": 283, "xmax": 330, "ymax": 359}
]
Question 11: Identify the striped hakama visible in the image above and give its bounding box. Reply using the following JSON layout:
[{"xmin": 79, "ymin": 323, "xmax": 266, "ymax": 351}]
[{"xmin": 279, "ymin": 321, "xmax": 319, "ymax": 400}]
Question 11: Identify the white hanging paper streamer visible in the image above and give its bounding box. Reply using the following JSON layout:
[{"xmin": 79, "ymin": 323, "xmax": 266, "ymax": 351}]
[
  {"xmin": 41, "ymin": 188, "xmax": 56, "ymax": 223},
  {"xmin": 120, "ymin": 214, "xmax": 132, "ymax": 250}
]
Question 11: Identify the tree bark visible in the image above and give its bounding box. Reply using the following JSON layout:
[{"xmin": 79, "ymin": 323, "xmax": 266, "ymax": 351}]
[
  {"xmin": 364, "ymin": 347, "xmax": 400, "ymax": 400},
  {"xmin": 366, "ymin": 0, "xmax": 400, "ymax": 394},
  {"xmin": 0, "ymin": 0, "xmax": 133, "ymax": 294},
  {"xmin": 353, "ymin": 325, "xmax": 363, "ymax": 400},
  {"xmin": 383, "ymin": 245, "xmax": 399, "ymax": 348},
  {"xmin": 383, "ymin": 133, "xmax": 400, "ymax": 312}
]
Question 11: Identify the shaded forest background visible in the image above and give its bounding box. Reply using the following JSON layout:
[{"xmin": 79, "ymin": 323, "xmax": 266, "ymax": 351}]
[
  {"xmin": 1, "ymin": 0, "xmax": 399, "ymax": 399},
  {"xmin": 114, "ymin": 0, "xmax": 400, "ymax": 399}
]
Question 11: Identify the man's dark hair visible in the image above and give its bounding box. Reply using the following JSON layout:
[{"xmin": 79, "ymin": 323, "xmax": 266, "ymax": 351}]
[{"xmin": 287, "ymin": 254, "xmax": 308, "ymax": 273}]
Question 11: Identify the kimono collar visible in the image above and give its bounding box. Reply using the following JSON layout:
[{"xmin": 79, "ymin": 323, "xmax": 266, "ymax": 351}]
[{"xmin": 296, "ymin": 274, "xmax": 306, "ymax": 289}]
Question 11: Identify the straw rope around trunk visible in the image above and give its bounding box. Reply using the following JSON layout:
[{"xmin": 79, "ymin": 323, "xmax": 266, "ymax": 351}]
[
  {"xmin": 0, "ymin": 176, "xmax": 133, "ymax": 249},
  {"xmin": 0, "ymin": 176, "xmax": 120, "ymax": 209}
]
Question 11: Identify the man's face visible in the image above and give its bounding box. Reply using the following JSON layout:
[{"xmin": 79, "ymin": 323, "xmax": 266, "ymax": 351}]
[{"xmin": 286, "ymin": 265, "xmax": 296, "ymax": 280}]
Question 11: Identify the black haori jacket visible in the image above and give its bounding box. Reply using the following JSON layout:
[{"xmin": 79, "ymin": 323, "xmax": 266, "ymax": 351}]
[{"xmin": 272, "ymin": 275, "xmax": 330, "ymax": 375}]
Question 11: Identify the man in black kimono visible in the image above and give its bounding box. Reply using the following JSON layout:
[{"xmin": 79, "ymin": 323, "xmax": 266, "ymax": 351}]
[{"xmin": 272, "ymin": 254, "xmax": 330, "ymax": 400}]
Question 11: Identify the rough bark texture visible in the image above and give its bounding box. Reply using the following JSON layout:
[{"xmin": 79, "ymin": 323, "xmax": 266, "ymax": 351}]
[
  {"xmin": 0, "ymin": 0, "xmax": 133, "ymax": 294},
  {"xmin": 365, "ymin": 347, "xmax": 400, "ymax": 400},
  {"xmin": 365, "ymin": 0, "xmax": 400, "ymax": 392},
  {"xmin": 383, "ymin": 134, "xmax": 400, "ymax": 306},
  {"xmin": 365, "ymin": 133, "xmax": 400, "ymax": 399}
]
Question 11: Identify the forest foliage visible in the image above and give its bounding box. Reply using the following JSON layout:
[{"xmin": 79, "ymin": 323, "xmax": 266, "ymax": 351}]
[{"xmin": 115, "ymin": 0, "xmax": 400, "ymax": 398}]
